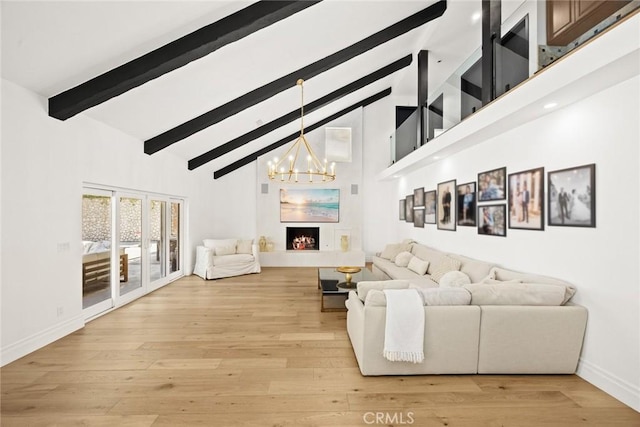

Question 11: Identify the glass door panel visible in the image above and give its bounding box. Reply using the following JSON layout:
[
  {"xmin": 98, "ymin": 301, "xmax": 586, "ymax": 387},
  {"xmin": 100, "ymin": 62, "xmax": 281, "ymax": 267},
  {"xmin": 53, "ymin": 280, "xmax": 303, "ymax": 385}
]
[
  {"xmin": 170, "ymin": 201, "xmax": 181, "ymax": 274},
  {"xmin": 149, "ymin": 199, "xmax": 166, "ymax": 283},
  {"xmin": 119, "ymin": 196, "xmax": 143, "ymax": 296},
  {"xmin": 82, "ymin": 190, "xmax": 114, "ymax": 317}
]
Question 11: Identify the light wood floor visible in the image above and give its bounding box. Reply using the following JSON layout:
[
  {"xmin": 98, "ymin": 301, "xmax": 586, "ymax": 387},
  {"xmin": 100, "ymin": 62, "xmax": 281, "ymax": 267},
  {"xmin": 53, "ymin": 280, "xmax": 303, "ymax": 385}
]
[{"xmin": 2, "ymin": 267, "xmax": 638, "ymax": 426}]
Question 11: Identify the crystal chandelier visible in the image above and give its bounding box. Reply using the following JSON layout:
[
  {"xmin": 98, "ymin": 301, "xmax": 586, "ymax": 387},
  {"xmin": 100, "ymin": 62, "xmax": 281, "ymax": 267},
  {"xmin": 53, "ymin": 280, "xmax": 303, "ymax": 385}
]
[{"xmin": 267, "ymin": 79, "xmax": 336, "ymax": 183}]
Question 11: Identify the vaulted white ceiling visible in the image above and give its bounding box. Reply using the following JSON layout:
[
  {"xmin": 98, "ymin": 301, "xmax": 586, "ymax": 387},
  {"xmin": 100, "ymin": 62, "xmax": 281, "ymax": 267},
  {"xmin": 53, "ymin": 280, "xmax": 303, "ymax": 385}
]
[{"xmin": 1, "ymin": 0, "xmax": 482, "ymax": 176}]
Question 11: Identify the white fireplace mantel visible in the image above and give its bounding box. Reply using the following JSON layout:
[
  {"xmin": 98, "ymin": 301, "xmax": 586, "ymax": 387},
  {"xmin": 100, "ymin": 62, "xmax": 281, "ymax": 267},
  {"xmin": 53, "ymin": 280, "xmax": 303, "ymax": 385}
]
[{"xmin": 258, "ymin": 250, "xmax": 365, "ymax": 267}]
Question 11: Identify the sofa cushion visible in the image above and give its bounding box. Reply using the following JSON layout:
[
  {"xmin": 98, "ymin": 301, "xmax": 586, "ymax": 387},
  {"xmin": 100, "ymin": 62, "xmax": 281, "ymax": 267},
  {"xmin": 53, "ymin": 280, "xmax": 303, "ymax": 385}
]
[
  {"xmin": 464, "ymin": 283, "xmax": 566, "ymax": 306},
  {"xmin": 481, "ymin": 278, "xmax": 523, "ymax": 285},
  {"xmin": 204, "ymin": 239, "xmax": 238, "ymax": 255},
  {"xmin": 394, "ymin": 251, "xmax": 413, "ymax": 267},
  {"xmin": 215, "ymin": 245, "xmax": 236, "ymax": 256},
  {"xmin": 212, "ymin": 253, "xmax": 255, "ymax": 266},
  {"xmin": 410, "ymin": 244, "xmax": 444, "ymax": 269},
  {"xmin": 430, "ymin": 256, "xmax": 462, "ymax": 283},
  {"xmin": 407, "ymin": 256, "xmax": 429, "ymax": 275},
  {"xmin": 379, "ymin": 243, "xmax": 412, "ymax": 262},
  {"xmin": 447, "ymin": 254, "xmax": 496, "ymax": 283},
  {"xmin": 236, "ymin": 239, "xmax": 253, "ymax": 254},
  {"xmin": 356, "ymin": 280, "xmax": 410, "ymax": 302},
  {"xmin": 488, "ymin": 267, "xmax": 576, "ymax": 304},
  {"xmin": 439, "ymin": 271, "xmax": 471, "ymax": 288},
  {"xmin": 366, "ymin": 287, "xmax": 471, "ymax": 306}
]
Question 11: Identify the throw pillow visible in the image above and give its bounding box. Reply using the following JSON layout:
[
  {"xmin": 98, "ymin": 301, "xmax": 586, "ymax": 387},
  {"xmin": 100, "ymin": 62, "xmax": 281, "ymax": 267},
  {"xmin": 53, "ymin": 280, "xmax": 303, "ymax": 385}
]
[
  {"xmin": 394, "ymin": 251, "xmax": 414, "ymax": 268},
  {"xmin": 430, "ymin": 255, "xmax": 462, "ymax": 283},
  {"xmin": 236, "ymin": 239, "xmax": 253, "ymax": 254},
  {"xmin": 379, "ymin": 243, "xmax": 411, "ymax": 262},
  {"xmin": 407, "ymin": 256, "xmax": 429, "ymax": 275},
  {"xmin": 439, "ymin": 271, "xmax": 471, "ymax": 287}
]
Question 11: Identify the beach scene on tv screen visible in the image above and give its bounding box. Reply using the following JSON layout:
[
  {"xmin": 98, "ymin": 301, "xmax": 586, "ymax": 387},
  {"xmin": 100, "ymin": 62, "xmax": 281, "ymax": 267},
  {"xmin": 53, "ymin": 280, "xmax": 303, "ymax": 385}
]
[{"xmin": 280, "ymin": 189, "xmax": 339, "ymax": 223}]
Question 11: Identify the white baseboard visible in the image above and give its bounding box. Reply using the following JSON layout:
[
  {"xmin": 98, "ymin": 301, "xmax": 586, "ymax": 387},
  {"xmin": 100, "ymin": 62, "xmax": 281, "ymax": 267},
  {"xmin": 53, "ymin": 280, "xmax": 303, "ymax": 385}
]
[
  {"xmin": 577, "ymin": 357, "xmax": 640, "ymax": 412},
  {"xmin": 1, "ymin": 314, "xmax": 85, "ymax": 367}
]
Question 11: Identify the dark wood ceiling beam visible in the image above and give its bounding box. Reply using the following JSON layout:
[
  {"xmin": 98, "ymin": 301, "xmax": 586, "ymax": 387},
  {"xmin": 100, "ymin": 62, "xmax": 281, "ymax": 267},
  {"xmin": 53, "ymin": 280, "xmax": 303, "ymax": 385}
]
[
  {"xmin": 48, "ymin": 1, "xmax": 322, "ymax": 120},
  {"xmin": 211, "ymin": 88, "xmax": 392, "ymax": 178},
  {"xmin": 187, "ymin": 54, "xmax": 411, "ymax": 169},
  {"xmin": 146, "ymin": 0, "xmax": 447, "ymax": 154}
]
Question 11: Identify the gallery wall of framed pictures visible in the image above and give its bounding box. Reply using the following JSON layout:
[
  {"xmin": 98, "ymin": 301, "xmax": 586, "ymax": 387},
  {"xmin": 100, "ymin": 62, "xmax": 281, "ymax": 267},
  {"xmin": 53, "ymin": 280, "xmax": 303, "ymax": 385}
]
[{"xmin": 398, "ymin": 163, "xmax": 596, "ymax": 236}]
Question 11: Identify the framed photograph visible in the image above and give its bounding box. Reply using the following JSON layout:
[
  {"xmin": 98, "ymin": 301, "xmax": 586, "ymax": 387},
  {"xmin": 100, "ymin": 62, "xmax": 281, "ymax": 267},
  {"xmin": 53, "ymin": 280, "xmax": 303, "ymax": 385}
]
[
  {"xmin": 548, "ymin": 164, "xmax": 596, "ymax": 227},
  {"xmin": 478, "ymin": 204, "xmax": 507, "ymax": 237},
  {"xmin": 399, "ymin": 199, "xmax": 406, "ymax": 221},
  {"xmin": 457, "ymin": 182, "xmax": 476, "ymax": 227},
  {"xmin": 280, "ymin": 189, "xmax": 339, "ymax": 223},
  {"xmin": 405, "ymin": 195, "xmax": 414, "ymax": 223},
  {"xmin": 414, "ymin": 208, "xmax": 425, "ymax": 228},
  {"xmin": 437, "ymin": 180, "xmax": 456, "ymax": 231},
  {"xmin": 425, "ymin": 190, "xmax": 437, "ymax": 224},
  {"xmin": 413, "ymin": 187, "xmax": 425, "ymax": 207},
  {"xmin": 508, "ymin": 167, "xmax": 545, "ymax": 231},
  {"xmin": 325, "ymin": 127, "xmax": 352, "ymax": 162},
  {"xmin": 478, "ymin": 167, "xmax": 506, "ymax": 201}
]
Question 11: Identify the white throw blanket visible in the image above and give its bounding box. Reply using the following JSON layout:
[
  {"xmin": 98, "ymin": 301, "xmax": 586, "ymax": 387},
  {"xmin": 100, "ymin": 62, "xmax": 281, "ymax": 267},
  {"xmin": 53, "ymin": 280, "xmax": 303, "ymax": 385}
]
[{"xmin": 382, "ymin": 289, "xmax": 425, "ymax": 363}]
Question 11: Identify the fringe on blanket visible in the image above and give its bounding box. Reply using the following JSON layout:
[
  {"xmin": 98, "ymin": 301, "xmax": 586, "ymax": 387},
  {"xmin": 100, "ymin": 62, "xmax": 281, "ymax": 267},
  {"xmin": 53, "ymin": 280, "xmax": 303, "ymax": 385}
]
[{"xmin": 383, "ymin": 350, "xmax": 424, "ymax": 364}]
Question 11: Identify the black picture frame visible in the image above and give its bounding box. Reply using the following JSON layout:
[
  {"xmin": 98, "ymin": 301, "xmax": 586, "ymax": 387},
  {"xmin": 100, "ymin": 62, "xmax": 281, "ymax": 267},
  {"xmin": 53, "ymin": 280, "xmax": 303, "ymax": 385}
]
[
  {"xmin": 457, "ymin": 182, "xmax": 476, "ymax": 227},
  {"xmin": 437, "ymin": 179, "xmax": 456, "ymax": 231},
  {"xmin": 405, "ymin": 195, "xmax": 414, "ymax": 223},
  {"xmin": 425, "ymin": 190, "xmax": 437, "ymax": 224},
  {"xmin": 413, "ymin": 187, "xmax": 425, "ymax": 207},
  {"xmin": 478, "ymin": 204, "xmax": 507, "ymax": 237},
  {"xmin": 508, "ymin": 167, "xmax": 545, "ymax": 231},
  {"xmin": 414, "ymin": 208, "xmax": 425, "ymax": 228},
  {"xmin": 548, "ymin": 163, "xmax": 596, "ymax": 227},
  {"xmin": 399, "ymin": 199, "xmax": 406, "ymax": 221},
  {"xmin": 478, "ymin": 167, "xmax": 507, "ymax": 202}
]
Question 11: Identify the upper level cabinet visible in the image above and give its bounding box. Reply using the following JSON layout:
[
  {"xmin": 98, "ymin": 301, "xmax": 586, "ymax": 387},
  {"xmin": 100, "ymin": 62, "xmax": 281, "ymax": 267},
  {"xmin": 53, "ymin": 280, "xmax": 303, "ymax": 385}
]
[{"xmin": 546, "ymin": 0, "xmax": 630, "ymax": 45}]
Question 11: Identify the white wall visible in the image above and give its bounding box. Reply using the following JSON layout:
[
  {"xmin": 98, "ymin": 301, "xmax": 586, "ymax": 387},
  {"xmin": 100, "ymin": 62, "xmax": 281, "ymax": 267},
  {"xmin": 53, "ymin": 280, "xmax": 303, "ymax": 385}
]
[
  {"xmin": 254, "ymin": 108, "xmax": 364, "ymax": 252},
  {"xmin": 362, "ymin": 95, "xmax": 396, "ymax": 255},
  {"xmin": 194, "ymin": 163, "xmax": 258, "ymax": 245},
  {"xmin": 366, "ymin": 76, "xmax": 640, "ymax": 410},
  {"xmin": 0, "ymin": 79, "xmax": 200, "ymax": 365}
]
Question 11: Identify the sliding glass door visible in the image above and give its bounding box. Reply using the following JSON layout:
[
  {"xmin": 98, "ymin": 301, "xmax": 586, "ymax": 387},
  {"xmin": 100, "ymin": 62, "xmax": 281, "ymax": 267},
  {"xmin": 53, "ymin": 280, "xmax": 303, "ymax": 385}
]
[
  {"xmin": 82, "ymin": 190, "xmax": 115, "ymax": 317},
  {"xmin": 170, "ymin": 201, "xmax": 182, "ymax": 275},
  {"xmin": 148, "ymin": 198, "xmax": 184, "ymax": 291},
  {"xmin": 82, "ymin": 188, "xmax": 184, "ymax": 318},
  {"xmin": 118, "ymin": 194, "xmax": 145, "ymax": 302},
  {"xmin": 149, "ymin": 199, "xmax": 166, "ymax": 287}
]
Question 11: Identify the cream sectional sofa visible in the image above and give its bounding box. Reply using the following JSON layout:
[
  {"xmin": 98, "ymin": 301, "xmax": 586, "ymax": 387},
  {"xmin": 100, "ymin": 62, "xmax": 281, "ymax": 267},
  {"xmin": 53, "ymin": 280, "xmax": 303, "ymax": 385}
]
[{"xmin": 346, "ymin": 241, "xmax": 588, "ymax": 376}]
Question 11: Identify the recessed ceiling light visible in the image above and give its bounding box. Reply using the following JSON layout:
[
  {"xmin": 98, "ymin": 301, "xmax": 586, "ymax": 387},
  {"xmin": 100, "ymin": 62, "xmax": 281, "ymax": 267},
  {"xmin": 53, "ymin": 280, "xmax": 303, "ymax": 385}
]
[
  {"xmin": 393, "ymin": 175, "xmax": 400, "ymax": 179},
  {"xmin": 472, "ymin": 12, "xmax": 481, "ymax": 22},
  {"xmin": 433, "ymin": 156, "xmax": 440, "ymax": 160},
  {"xmin": 543, "ymin": 102, "xmax": 558, "ymax": 109}
]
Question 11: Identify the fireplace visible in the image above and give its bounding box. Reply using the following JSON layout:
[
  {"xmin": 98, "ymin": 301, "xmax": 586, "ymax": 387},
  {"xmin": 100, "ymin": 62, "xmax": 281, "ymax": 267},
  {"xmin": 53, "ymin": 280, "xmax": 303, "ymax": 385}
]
[{"xmin": 286, "ymin": 227, "xmax": 319, "ymax": 251}]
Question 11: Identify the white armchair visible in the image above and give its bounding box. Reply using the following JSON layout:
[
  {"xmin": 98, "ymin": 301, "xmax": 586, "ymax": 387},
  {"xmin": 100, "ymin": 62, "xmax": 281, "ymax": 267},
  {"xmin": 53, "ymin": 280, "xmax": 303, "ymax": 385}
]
[{"xmin": 193, "ymin": 239, "xmax": 261, "ymax": 280}]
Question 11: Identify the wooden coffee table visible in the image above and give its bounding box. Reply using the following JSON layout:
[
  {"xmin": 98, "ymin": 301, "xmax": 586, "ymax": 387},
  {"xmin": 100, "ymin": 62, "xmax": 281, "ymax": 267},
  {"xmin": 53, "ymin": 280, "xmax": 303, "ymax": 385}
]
[{"xmin": 317, "ymin": 267, "xmax": 376, "ymax": 312}]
